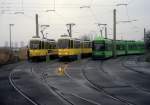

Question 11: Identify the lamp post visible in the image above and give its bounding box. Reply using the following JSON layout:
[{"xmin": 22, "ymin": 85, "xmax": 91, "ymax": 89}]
[
  {"xmin": 9, "ymin": 24, "xmax": 14, "ymax": 48},
  {"xmin": 113, "ymin": 7, "xmax": 137, "ymax": 58}
]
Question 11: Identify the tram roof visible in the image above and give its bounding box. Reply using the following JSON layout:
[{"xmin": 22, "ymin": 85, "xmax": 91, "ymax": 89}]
[
  {"xmin": 94, "ymin": 36, "xmax": 112, "ymax": 42},
  {"xmin": 30, "ymin": 37, "xmax": 42, "ymax": 41},
  {"xmin": 94, "ymin": 36, "xmax": 105, "ymax": 40}
]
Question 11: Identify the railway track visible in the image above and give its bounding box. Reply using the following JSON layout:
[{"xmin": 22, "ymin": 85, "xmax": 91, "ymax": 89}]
[
  {"xmin": 63, "ymin": 59, "xmax": 134, "ymax": 105},
  {"xmin": 121, "ymin": 56, "xmax": 150, "ymax": 76},
  {"xmin": 7, "ymin": 56, "xmax": 150, "ymax": 105},
  {"xmin": 99, "ymin": 56, "xmax": 150, "ymax": 105},
  {"xmin": 120, "ymin": 56, "xmax": 150, "ymax": 93},
  {"xmin": 35, "ymin": 63, "xmax": 101, "ymax": 105},
  {"xmin": 82, "ymin": 61, "xmax": 137, "ymax": 105},
  {"xmin": 121, "ymin": 58, "xmax": 150, "ymax": 77},
  {"xmin": 9, "ymin": 69, "xmax": 40, "ymax": 105},
  {"xmin": 85, "ymin": 62, "xmax": 137, "ymax": 105},
  {"xmin": 9, "ymin": 60, "xmax": 67, "ymax": 105}
]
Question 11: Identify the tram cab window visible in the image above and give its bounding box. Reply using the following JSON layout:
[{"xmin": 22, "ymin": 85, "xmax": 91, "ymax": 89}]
[
  {"xmin": 93, "ymin": 42, "xmax": 105, "ymax": 51},
  {"xmin": 83, "ymin": 42, "xmax": 90, "ymax": 48},
  {"xmin": 30, "ymin": 40, "xmax": 40, "ymax": 49},
  {"xmin": 58, "ymin": 39, "xmax": 69, "ymax": 49}
]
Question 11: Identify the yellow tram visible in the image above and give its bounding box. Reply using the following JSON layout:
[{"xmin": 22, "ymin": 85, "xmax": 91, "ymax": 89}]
[
  {"xmin": 28, "ymin": 37, "xmax": 57, "ymax": 60},
  {"xmin": 58, "ymin": 35, "xmax": 92, "ymax": 60},
  {"xmin": 81, "ymin": 40, "xmax": 92, "ymax": 57}
]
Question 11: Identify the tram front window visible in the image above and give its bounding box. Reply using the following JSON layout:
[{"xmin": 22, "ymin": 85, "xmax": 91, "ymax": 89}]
[
  {"xmin": 30, "ymin": 40, "xmax": 40, "ymax": 49},
  {"xmin": 93, "ymin": 43, "xmax": 105, "ymax": 51},
  {"xmin": 58, "ymin": 39, "xmax": 69, "ymax": 49}
]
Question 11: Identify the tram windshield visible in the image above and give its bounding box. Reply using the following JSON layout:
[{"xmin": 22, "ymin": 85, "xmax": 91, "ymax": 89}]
[
  {"xmin": 93, "ymin": 42, "xmax": 105, "ymax": 51},
  {"xmin": 58, "ymin": 39, "xmax": 69, "ymax": 49},
  {"xmin": 30, "ymin": 40, "xmax": 40, "ymax": 49}
]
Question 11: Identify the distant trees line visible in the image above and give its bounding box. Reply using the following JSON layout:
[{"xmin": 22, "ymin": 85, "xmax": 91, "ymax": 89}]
[{"xmin": 4, "ymin": 41, "xmax": 26, "ymax": 48}]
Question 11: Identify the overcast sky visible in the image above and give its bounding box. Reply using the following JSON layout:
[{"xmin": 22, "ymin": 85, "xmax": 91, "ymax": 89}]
[{"xmin": 0, "ymin": 0, "xmax": 149, "ymax": 47}]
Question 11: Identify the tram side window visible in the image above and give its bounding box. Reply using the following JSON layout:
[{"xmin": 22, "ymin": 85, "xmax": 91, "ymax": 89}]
[
  {"xmin": 122, "ymin": 45, "xmax": 126, "ymax": 50},
  {"xmin": 81, "ymin": 42, "xmax": 84, "ymax": 48},
  {"xmin": 81, "ymin": 42, "xmax": 83, "ymax": 48},
  {"xmin": 52, "ymin": 43, "xmax": 56, "ymax": 49},
  {"xmin": 129, "ymin": 43, "xmax": 136, "ymax": 50},
  {"xmin": 105, "ymin": 43, "xmax": 108, "ymax": 51},
  {"xmin": 89, "ymin": 42, "xmax": 92, "ymax": 48},
  {"xmin": 40, "ymin": 41, "xmax": 45, "ymax": 49},
  {"xmin": 45, "ymin": 42, "xmax": 49, "ymax": 49},
  {"xmin": 116, "ymin": 43, "xmax": 124, "ymax": 50},
  {"xmin": 140, "ymin": 44, "xmax": 144, "ymax": 49},
  {"xmin": 82, "ymin": 42, "xmax": 86, "ymax": 48},
  {"xmin": 105, "ymin": 43, "xmax": 112, "ymax": 51},
  {"xmin": 87, "ymin": 42, "xmax": 89, "ymax": 48},
  {"xmin": 84, "ymin": 42, "xmax": 90, "ymax": 48},
  {"xmin": 49, "ymin": 44, "xmax": 51, "ymax": 49},
  {"xmin": 88, "ymin": 42, "xmax": 91, "ymax": 48},
  {"xmin": 50, "ymin": 43, "xmax": 54, "ymax": 49},
  {"xmin": 134, "ymin": 44, "xmax": 137, "ymax": 50},
  {"xmin": 53, "ymin": 43, "xmax": 56, "ymax": 49},
  {"xmin": 128, "ymin": 44, "xmax": 132, "ymax": 50},
  {"xmin": 74, "ymin": 41, "xmax": 80, "ymax": 48},
  {"xmin": 120, "ymin": 44, "xmax": 125, "ymax": 50},
  {"xmin": 116, "ymin": 44, "xmax": 120, "ymax": 50},
  {"xmin": 83, "ymin": 42, "xmax": 87, "ymax": 48}
]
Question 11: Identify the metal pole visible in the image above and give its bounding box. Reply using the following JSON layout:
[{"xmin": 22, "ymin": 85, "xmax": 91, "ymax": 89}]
[
  {"xmin": 9, "ymin": 24, "xmax": 14, "ymax": 48},
  {"xmin": 113, "ymin": 9, "xmax": 117, "ymax": 58},
  {"xmin": 144, "ymin": 28, "xmax": 146, "ymax": 42},
  {"xmin": 36, "ymin": 14, "xmax": 39, "ymax": 38},
  {"xmin": 105, "ymin": 26, "xmax": 107, "ymax": 39},
  {"xmin": 144, "ymin": 28, "xmax": 147, "ymax": 52},
  {"xmin": 69, "ymin": 24, "xmax": 72, "ymax": 37},
  {"xmin": 9, "ymin": 24, "xmax": 11, "ymax": 48}
]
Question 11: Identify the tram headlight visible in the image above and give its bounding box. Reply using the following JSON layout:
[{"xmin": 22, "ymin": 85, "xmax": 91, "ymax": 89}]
[
  {"xmin": 59, "ymin": 49, "xmax": 62, "ymax": 51},
  {"xmin": 65, "ymin": 52, "xmax": 68, "ymax": 55}
]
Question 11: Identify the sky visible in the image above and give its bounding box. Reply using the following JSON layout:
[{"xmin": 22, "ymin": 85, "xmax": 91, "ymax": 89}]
[{"xmin": 0, "ymin": 0, "xmax": 150, "ymax": 47}]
